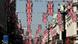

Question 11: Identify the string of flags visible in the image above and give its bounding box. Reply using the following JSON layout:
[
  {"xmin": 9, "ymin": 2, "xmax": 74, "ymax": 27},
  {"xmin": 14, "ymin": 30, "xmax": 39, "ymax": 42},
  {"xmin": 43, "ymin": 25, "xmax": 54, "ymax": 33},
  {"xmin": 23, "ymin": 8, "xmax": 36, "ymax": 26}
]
[{"xmin": 24, "ymin": 0, "xmax": 77, "ymax": 44}]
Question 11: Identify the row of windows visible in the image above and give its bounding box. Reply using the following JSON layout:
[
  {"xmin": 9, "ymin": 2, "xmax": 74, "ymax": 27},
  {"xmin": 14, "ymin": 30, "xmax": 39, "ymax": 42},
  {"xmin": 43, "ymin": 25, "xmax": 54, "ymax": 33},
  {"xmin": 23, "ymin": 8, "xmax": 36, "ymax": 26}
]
[{"xmin": 66, "ymin": 16, "xmax": 71, "ymax": 22}]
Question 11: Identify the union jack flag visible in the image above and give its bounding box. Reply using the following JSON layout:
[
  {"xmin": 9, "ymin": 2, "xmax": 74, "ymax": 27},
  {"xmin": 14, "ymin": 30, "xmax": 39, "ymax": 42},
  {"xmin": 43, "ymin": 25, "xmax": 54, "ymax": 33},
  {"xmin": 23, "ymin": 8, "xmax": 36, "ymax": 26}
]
[
  {"xmin": 57, "ymin": 9, "xmax": 63, "ymax": 31},
  {"xmin": 42, "ymin": 12, "xmax": 48, "ymax": 25},
  {"xmin": 47, "ymin": 1, "xmax": 54, "ymax": 16}
]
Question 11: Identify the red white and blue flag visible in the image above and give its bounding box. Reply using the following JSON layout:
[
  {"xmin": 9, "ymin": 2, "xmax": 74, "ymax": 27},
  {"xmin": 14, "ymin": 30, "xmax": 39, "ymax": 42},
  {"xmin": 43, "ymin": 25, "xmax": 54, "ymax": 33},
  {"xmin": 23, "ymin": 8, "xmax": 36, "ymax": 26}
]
[
  {"xmin": 47, "ymin": 1, "xmax": 54, "ymax": 16},
  {"xmin": 57, "ymin": 9, "xmax": 63, "ymax": 31},
  {"xmin": 42, "ymin": 12, "xmax": 48, "ymax": 25}
]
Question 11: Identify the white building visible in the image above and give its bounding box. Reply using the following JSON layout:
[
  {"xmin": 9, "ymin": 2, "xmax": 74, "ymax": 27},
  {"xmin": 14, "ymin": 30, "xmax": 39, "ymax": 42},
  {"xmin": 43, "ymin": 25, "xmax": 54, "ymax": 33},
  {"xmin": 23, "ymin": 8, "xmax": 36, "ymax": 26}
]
[
  {"xmin": 65, "ymin": 15, "xmax": 77, "ymax": 37},
  {"xmin": 73, "ymin": 0, "xmax": 78, "ymax": 44},
  {"xmin": 65, "ymin": 0, "xmax": 78, "ymax": 37}
]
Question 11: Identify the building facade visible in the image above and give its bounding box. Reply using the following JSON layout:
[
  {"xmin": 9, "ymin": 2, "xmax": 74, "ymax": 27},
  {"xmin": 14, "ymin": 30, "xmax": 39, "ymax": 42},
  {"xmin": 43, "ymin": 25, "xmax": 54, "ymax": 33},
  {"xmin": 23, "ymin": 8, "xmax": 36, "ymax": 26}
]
[
  {"xmin": 63, "ymin": 0, "xmax": 78, "ymax": 44},
  {"xmin": 65, "ymin": 0, "xmax": 78, "ymax": 37}
]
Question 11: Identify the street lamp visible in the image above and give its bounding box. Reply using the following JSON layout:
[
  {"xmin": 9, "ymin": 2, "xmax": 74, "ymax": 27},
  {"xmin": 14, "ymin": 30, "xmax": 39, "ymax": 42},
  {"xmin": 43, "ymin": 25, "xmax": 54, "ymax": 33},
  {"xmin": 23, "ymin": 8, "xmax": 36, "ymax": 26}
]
[{"xmin": 60, "ymin": 2, "xmax": 67, "ymax": 44}]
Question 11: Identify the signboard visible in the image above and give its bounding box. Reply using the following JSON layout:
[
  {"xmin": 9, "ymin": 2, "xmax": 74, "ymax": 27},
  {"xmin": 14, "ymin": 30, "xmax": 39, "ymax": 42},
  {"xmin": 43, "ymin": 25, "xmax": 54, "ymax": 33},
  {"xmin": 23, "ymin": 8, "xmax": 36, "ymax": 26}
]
[{"xmin": 56, "ymin": 40, "xmax": 63, "ymax": 44}]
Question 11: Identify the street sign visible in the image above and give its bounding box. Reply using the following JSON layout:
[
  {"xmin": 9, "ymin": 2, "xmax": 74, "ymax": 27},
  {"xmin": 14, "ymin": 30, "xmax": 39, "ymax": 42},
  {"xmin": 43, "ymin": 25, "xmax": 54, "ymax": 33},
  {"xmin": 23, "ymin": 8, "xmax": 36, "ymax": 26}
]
[{"xmin": 3, "ymin": 35, "xmax": 9, "ymax": 43}]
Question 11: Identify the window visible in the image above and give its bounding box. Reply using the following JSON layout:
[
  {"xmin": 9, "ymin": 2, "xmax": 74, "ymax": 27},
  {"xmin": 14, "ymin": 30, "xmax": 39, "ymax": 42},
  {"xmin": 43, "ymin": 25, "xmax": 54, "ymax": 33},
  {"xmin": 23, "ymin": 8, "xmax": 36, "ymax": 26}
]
[
  {"xmin": 66, "ymin": 16, "xmax": 71, "ymax": 22},
  {"xmin": 77, "ymin": 6, "xmax": 78, "ymax": 11},
  {"xmin": 77, "ymin": 30, "xmax": 78, "ymax": 35},
  {"xmin": 77, "ymin": 22, "xmax": 78, "ymax": 28}
]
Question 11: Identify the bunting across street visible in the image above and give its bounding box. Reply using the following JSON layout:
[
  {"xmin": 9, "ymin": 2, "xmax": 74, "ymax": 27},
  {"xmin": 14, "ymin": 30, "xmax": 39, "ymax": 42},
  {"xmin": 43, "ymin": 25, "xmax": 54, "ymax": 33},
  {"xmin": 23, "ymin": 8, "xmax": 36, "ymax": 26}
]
[
  {"xmin": 57, "ymin": 9, "xmax": 63, "ymax": 31},
  {"xmin": 34, "ymin": 24, "xmax": 42, "ymax": 44},
  {"xmin": 15, "ymin": 0, "xmax": 78, "ymax": 44},
  {"xmin": 25, "ymin": 25, "xmax": 32, "ymax": 44},
  {"xmin": 42, "ymin": 12, "xmax": 48, "ymax": 25},
  {"xmin": 26, "ymin": 0, "xmax": 32, "ymax": 25},
  {"xmin": 42, "ymin": 29, "xmax": 48, "ymax": 44},
  {"xmin": 25, "ymin": 0, "xmax": 32, "ymax": 44}
]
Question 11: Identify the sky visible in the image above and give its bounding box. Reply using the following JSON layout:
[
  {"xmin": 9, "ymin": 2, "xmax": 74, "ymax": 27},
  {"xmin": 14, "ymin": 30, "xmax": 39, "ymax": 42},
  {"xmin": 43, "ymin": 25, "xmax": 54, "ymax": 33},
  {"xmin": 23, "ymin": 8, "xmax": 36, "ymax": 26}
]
[{"xmin": 16, "ymin": 0, "xmax": 63, "ymax": 36}]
